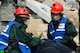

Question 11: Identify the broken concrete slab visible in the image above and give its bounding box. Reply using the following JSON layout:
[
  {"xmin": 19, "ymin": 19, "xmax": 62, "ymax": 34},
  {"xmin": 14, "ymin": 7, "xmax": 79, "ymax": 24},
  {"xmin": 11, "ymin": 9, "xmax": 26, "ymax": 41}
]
[
  {"xmin": 26, "ymin": 18, "xmax": 48, "ymax": 39},
  {"xmin": 0, "ymin": 4, "xmax": 15, "ymax": 21}
]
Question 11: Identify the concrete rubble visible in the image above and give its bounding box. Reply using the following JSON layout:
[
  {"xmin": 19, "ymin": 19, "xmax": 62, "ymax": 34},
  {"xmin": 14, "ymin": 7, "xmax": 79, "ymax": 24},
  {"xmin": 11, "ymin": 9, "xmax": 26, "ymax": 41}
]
[
  {"xmin": 26, "ymin": 18, "xmax": 48, "ymax": 39},
  {"xmin": 0, "ymin": 3, "xmax": 15, "ymax": 32},
  {"xmin": 0, "ymin": 4, "xmax": 15, "ymax": 21}
]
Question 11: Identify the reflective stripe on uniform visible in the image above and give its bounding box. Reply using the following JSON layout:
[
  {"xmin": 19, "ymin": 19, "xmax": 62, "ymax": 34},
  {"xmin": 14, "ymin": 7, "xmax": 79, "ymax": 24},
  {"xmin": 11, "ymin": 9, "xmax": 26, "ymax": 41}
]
[
  {"xmin": 18, "ymin": 42, "xmax": 29, "ymax": 48},
  {"xmin": 50, "ymin": 30, "xmax": 55, "ymax": 34},
  {"xmin": 1, "ymin": 32, "xmax": 9, "ymax": 37},
  {"xmin": 54, "ymin": 36, "xmax": 63, "ymax": 39},
  {"xmin": 56, "ymin": 29, "xmax": 65, "ymax": 31},
  {"xmin": 0, "ymin": 41, "xmax": 8, "ymax": 46}
]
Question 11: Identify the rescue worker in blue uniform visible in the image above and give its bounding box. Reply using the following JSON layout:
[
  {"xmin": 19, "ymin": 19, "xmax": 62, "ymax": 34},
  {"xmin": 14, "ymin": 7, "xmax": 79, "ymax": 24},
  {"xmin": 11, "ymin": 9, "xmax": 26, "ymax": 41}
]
[
  {"xmin": 0, "ymin": 7, "xmax": 43, "ymax": 53},
  {"xmin": 35, "ymin": 2, "xmax": 76, "ymax": 53},
  {"xmin": 47, "ymin": 2, "xmax": 78, "ymax": 51}
]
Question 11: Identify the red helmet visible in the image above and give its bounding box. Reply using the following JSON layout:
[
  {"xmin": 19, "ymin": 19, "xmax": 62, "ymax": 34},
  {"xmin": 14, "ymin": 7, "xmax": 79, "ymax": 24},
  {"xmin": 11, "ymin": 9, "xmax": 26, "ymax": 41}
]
[
  {"xmin": 14, "ymin": 7, "xmax": 29, "ymax": 18},
  {"xmin": 50, "ymin": 2, "xmax": 63, "ymax": 13}
]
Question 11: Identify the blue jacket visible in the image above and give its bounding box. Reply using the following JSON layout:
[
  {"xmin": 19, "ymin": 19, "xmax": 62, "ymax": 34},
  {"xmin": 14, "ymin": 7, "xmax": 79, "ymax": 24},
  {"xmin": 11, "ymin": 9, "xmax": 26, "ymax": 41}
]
[
  {"xmin": 0, "ymin": 20, "xmax": 31, "ymax": 53},
  {"xmin": 48, "ymin": 17, "xmax": 67, "ymax": 43}
]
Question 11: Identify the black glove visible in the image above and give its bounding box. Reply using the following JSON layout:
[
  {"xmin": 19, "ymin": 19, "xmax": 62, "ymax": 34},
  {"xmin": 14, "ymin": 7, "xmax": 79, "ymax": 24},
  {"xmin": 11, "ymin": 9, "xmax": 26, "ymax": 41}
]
[
  {"xmin": 41, "ymin": 39, "xmax": 54, "ymax": 45},
  {"xmin": 41, "ymin": 39, "xmax": 48, "ymax": 45}
]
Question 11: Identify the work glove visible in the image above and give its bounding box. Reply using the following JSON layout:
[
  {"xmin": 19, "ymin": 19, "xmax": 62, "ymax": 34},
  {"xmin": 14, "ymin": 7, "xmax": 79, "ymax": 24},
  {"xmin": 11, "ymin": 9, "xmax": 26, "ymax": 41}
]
[
  {"xmin": 41, "ymin": 39, "xmax": 55, "ymax": 45},
  {"xmin": 41, "ymin": 39, "xmax": 48, "ymax": 45}
]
